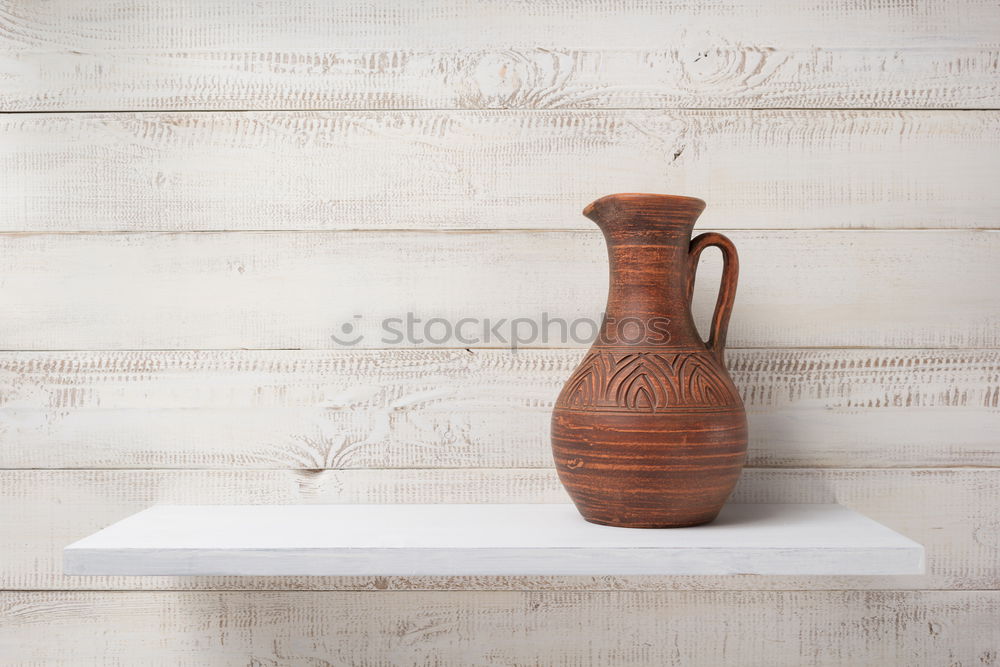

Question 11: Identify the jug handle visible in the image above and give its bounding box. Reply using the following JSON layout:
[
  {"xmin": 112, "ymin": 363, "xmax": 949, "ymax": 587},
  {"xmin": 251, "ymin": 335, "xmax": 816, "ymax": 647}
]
[{"xmin": 687, "ymin": 233, "xmax": 739, "ymax": 362}]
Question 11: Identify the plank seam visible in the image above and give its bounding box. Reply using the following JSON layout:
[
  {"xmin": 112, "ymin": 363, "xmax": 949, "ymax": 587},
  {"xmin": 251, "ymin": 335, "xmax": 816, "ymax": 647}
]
[
  {"xmin": 1, "ymin": 467, "xmax": 996, "ymax": 472},
  {"xmin": 4, "ymin": 108, "xmax": 1000, "ymax": 114}
]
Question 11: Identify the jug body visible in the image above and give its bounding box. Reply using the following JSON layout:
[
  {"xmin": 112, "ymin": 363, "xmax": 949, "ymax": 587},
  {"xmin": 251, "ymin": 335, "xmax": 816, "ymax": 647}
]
[{"xmin": 551, "ymin": 193, "xmax": 747, "ymax": 528}]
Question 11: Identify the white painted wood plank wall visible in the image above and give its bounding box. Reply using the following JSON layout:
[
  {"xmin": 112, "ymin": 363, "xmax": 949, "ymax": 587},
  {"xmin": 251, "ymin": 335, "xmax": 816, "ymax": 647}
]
[
  {"xmin": 2, "ymin": 231, "xmax": 999, "ymax": 349},
  {"xmin": 2, "ymin": 591, "xmax": 997, "ymax": 666},
  {"xmin": 1, "ymin": 0, "xmax": 998, "ymax": 663},
  {"xmin": 3, "ymin": 111, "xmax": 998, "ymax": 231},
  {"xmin": 3, "ymin": 0, "xmax": 999, "ymax": 110},
  {"xmin": 1, "ymin": 349, "xmax": 997, "ymax": 469}
]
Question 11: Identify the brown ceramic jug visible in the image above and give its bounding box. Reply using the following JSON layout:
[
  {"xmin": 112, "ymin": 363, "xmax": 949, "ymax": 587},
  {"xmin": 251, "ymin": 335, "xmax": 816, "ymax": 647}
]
[{"xmin": 551, "ymin": 193, "xmax": 747, "ymax": 528}]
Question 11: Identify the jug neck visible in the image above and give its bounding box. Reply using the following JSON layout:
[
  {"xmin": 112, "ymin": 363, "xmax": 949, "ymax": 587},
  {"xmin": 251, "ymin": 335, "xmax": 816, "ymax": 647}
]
[{"xmin": 584, "ymin": 194, "xmax": 707, "ymax": 349}]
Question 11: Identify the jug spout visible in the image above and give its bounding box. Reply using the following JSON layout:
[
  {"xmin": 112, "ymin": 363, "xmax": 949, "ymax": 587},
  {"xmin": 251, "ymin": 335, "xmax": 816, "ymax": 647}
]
[{"xmin": 583, "ymin": 193, "xmax": 706, "ymax": 241}]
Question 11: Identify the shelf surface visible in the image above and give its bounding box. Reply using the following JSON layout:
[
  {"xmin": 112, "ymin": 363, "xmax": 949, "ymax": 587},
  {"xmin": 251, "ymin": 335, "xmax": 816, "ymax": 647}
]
[{"xmin": 64, "ymin": 503, "xmax": 924, "ymax": 576}]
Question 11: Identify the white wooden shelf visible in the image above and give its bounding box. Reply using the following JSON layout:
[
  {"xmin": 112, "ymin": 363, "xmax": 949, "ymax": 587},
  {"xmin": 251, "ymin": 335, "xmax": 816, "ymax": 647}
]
[{"xmin": 64, "ymin": 503, "xmax": 924, "ymax": 576}]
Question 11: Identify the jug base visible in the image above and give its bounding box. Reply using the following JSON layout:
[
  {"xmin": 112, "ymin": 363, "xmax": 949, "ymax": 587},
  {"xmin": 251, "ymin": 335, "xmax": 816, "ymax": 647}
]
[{"xmin": 576, "ymin": 507, "xmax": 722, "ymax": 529}]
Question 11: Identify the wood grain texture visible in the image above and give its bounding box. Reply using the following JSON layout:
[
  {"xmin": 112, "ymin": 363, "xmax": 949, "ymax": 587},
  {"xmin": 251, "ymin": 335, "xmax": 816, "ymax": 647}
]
[
  {"xmin": 1, "ymin": 590, "xmax": 997, "ymax": 666},
  {"xmin": 2, "ymin": 230, "xmax": 997, "ymax": 350},
  {"xmin": 2, "ymin": 349, "xmax": 998, "ymax": 470},
  {"xmin": 2, "ymin": 0, "xmax": 996, "ymax": 660},
  {"xmin": 3, "ymin": 111, "xmax": 999, "ymax": 232},
  {"xmin": 2, "ymin": 0, "xmax": 999, "ymax": 110},
  {"xmin": 2, "ymin": 468, "xmax": 996, "ymax": 591}
]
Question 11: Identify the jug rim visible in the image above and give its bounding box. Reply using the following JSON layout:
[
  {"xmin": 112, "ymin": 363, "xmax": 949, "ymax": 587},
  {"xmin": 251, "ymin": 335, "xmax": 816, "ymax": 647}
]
[{"xmin": 583, "ymin": 193, "xmax": 707, "ymax": 218}]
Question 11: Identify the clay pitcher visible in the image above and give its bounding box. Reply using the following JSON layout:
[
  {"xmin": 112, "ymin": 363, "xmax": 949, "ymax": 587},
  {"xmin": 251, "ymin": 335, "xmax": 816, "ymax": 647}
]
[{"xmin": 551, "ymin": 193, "xmax": 747, "ymax": 528}]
